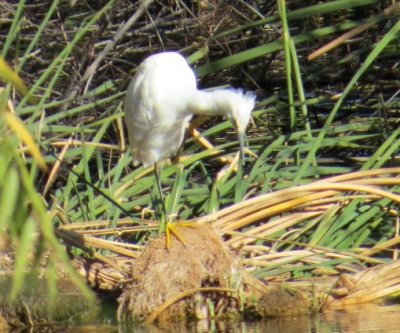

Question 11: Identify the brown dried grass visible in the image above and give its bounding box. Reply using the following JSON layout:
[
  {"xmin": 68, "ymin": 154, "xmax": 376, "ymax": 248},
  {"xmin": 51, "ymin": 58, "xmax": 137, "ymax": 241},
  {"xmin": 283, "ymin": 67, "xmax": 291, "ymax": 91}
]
[{"xmin": 58, "ymin": 168, "xmax": 400, "ymax": 322}]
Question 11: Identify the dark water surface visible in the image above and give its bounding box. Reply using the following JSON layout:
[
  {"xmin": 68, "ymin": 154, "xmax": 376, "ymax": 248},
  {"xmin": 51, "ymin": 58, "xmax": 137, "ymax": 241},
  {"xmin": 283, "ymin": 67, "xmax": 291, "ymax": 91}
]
[{"xmin": 51, "ymin": 304, "xmax": 400, "ymax": 333}]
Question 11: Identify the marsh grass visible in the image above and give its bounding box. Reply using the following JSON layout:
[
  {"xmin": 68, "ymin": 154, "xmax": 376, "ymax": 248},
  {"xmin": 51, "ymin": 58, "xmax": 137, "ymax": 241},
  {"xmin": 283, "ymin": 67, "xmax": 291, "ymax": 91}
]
[{"xmin": 0, "ymin": 0, "xmax": 399, "ymax": 305}]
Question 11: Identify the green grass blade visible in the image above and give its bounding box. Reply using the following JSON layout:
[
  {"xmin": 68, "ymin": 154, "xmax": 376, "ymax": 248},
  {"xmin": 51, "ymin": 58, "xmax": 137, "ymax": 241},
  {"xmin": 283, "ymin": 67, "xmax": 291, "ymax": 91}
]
[{"xmin": 293, "ymin": 18, "xmax": 400, "ymax": 184}]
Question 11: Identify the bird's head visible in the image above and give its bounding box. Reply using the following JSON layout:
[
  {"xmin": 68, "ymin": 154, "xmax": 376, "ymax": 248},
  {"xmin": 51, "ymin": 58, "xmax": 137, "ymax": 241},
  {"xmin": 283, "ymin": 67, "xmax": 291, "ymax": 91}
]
[
  {"xmin": 222, "ymin": 89, "xmax": 256, "ymax": 163},
  {"xmin": 225, "ymin": 89, "xmax": 256, "ymax": 134},
  {"xmin": 189, "ymin": 87, "xmax": 256, "ymax": 162}
]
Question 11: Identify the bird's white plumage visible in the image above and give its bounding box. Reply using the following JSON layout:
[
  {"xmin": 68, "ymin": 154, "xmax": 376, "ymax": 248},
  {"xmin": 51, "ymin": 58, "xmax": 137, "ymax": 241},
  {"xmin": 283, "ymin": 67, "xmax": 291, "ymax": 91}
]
[{"xmin": 124, "ymin": 51, "xmax": 255, "ymax": 167}]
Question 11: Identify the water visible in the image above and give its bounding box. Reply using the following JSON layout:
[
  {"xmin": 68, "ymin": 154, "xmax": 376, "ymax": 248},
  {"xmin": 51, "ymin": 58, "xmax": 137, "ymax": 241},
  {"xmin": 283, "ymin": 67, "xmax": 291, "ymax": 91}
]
[{"xmin": 55, "ymin": 304, "xmax": 400, "ymax": 333}]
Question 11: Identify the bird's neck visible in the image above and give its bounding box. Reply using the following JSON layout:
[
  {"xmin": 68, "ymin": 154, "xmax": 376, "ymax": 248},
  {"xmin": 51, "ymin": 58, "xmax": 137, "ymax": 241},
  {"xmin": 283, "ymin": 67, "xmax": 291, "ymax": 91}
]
[{"xmin": 185, "ymin": 90, "xmax": 230, "ymax": 117}]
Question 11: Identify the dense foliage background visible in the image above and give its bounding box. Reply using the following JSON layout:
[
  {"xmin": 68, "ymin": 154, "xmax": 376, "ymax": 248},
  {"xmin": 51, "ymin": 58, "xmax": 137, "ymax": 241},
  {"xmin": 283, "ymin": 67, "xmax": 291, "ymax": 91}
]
[{"xmin": 0, "ymin": 0, "xmax": 399, "ymax": 298}]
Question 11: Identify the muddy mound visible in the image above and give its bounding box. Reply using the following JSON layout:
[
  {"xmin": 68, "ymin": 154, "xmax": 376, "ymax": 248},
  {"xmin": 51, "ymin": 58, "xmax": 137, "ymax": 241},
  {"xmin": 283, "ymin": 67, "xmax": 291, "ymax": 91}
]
[{"xmin": 118, "ymin": 224, "xmax": 240, "ymax": 324}]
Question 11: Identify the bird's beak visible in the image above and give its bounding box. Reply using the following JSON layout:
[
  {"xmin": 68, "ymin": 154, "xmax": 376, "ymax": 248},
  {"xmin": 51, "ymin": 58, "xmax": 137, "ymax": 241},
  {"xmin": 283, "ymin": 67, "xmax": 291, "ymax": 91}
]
[
  {"xmin": 234, "ymin": 120, "xmax": 246, "ymax": 167},
  {"xmin": 238, "ymin": 130, "xmax": 245, "ymax": 166}
]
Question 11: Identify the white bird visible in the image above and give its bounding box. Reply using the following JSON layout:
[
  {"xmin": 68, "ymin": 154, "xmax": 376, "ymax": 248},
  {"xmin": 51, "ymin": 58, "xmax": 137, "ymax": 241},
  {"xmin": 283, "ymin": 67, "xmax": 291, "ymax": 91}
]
[
  {"xmin": 124, "ymin": 52, "xmax": 256, "ymax": 167},
  {"xmin": 124, "ymin": 51, "xmax": 255, "ymax": 246}
]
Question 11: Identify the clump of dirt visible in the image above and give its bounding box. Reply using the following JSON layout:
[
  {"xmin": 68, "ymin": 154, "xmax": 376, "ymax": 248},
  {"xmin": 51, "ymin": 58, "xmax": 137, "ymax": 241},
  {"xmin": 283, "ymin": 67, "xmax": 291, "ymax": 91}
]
[
  {"xmin": 118, "ymin": 224, "xmax": 241, "ymax": 324},
  {"xmin": 255, "ymin": 285, "xmax": 309, "ymax": 317},
  {"xmin": 0, "ymin": 273, "xmax": 98, "ymax": 328}
]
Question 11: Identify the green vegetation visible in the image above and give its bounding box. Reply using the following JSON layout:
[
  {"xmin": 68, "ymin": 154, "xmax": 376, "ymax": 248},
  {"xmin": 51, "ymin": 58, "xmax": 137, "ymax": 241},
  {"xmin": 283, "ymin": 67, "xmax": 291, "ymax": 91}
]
[{"xmin": 0, "ymin": 0, "xmax": 399, "ymax": 304}]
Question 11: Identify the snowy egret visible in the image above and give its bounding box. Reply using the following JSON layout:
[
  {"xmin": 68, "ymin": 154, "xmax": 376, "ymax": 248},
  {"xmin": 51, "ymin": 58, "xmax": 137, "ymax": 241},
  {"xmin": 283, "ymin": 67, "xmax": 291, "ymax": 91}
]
[{"xmin": 124, "ymin": 52, "xmax": 255, "ymax": 246}]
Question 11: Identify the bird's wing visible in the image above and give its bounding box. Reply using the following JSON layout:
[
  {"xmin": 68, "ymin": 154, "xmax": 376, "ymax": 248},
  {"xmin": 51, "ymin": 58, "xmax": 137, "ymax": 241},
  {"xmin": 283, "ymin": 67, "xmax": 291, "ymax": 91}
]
[{"xmin": 124, "ymin": 52, "xmax": 197, "ymax": 166}]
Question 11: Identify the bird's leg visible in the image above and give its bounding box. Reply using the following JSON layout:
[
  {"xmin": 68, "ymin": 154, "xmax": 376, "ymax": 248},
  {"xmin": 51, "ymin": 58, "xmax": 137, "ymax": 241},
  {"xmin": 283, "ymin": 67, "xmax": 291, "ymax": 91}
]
[
  {"xmin": 153, "ymin": 162, "xmax": 187, "ymax": 249},
  {"xmin": 153, "ymin": 162, "xmax": 167, "ymax": 228}
]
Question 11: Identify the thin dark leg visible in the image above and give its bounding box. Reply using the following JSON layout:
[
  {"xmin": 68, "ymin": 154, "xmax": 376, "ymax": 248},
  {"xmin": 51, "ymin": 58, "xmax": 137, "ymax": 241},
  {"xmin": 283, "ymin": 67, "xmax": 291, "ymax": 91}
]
[
  {"xmin": 154, "ymin": 162, "xmax": 168, "ymax": 234},
  {"xmin": 154, "ymin": 162, "xmax": 189, "ymax": 249}
]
